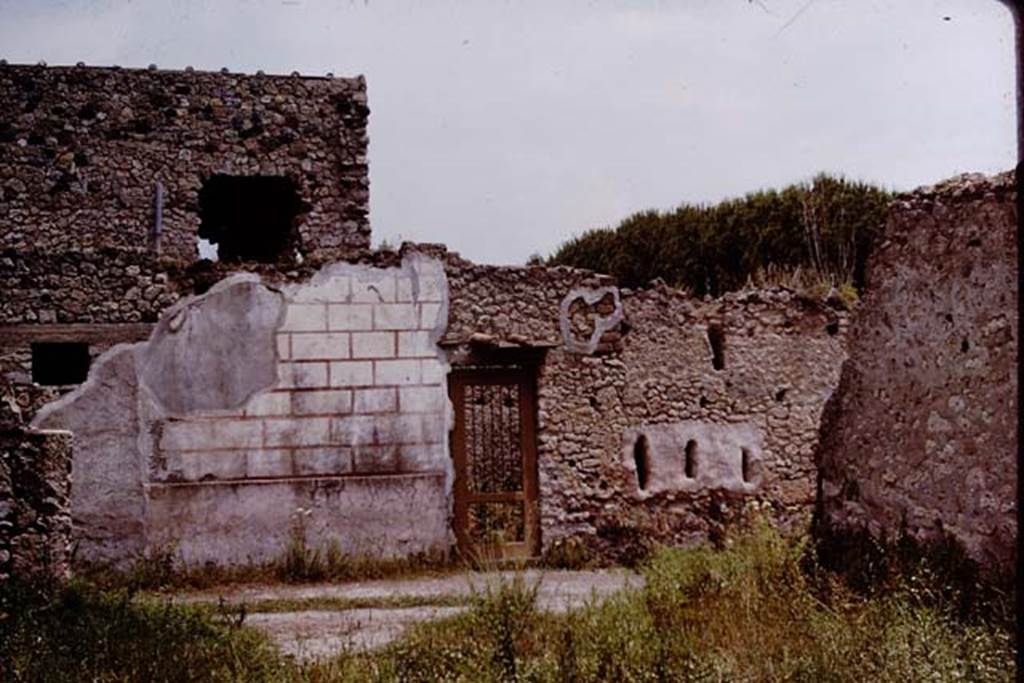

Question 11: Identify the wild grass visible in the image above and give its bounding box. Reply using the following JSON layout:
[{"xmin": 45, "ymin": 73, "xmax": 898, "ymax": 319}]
[{"xmin": 3, "ymin": 522, "xmax": 1014, "ymax": 682}]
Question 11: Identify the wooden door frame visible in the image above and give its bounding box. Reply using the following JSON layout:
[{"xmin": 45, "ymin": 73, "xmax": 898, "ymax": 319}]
[{"xmin": 449, "ymin": 366, "xmax": 540, "ymax": 560}]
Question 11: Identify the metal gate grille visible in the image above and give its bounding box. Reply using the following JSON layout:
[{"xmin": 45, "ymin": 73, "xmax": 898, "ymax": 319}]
[{"xmin": 450, "ymin": 367, "xmax": 539, "ymax": 559}]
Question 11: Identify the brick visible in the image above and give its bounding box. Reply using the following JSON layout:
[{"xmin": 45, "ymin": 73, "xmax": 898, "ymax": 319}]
[
  {"xmin": 352, "ymin": 445, "xmax": 400, "ymax": 474},
  {"xmin": 291, "ymin": 276, "xmax": 350, "ymax": 303},
  {"xmin": 264, "ymin": 417, "xmax": 331, "ymax": 447},
  {"xmin": 280, "ymin": 303, "xmax": 327, "ymax": 331},
  {"xmin": 397, "ymin": 330, "xmax": 434, "ymax": 358},
  {"xmin": 175, "ymin": 450, "xmax": 247, "ymax": 481},
  {"xmin": 291, "ymin": 332, "xmax": 351, "ymax": 360},
  {"xmin": 276, "ymin": 334, "xmax": 291, "ymax": 360},
  {"xmin": 352, "ymin": 275, "xmax": 395, "ymax": 303},
  {"xmin": 278, "ymin": 361, "xmax": 329, "ymax": 389},
  {"xmin": 292, "ymin": 389, "xmax": 353, "ymax": 415},
  {"xmin": 293, "ymin": 447, "xmax": 353, "ymax": 476},
  {"xmin": 399, "ymin": 386, "xmax": 446, "ymax": 413},
  {"xmin": 160, "ymin": 419, "xmax": 263, "ymax": 451},
  {"xmin": 328, "ymin": 303, "xmax": 373, "ymax": 331},
  {"xmin": 419, "ymin": 302, "xmax": 443, "ymax": 328},
  {"xmin": 374, "ymin": 303, "xmax": 418, "ymax": 330},
  {"xmin": 246, "ymin": 449, "xmax": 295, "ymax": 478},
  {"xmin": 329, "ymin": 360, "xmax": 374, "ymax": 387},
  {"xmin": 351, "ymin": 331, "xmax": 396, "ymax": 359},
  {"xmin": 353, "ymin": 387, "xmax": 398, "ymax": 413},
  {"xmin": 244, "ymin": 391, "xmax": 292, "ymax": 417},
  {"xmin": 420, "ymin": 358, "xmax": 447, "ymax": 384},
  {"xmin": 331, "ymin": 415, "xmax": 378, "ymax": 446},
  {"xmin": 374, "ymin": 359, "xmax": 420, "ymax": 385}
]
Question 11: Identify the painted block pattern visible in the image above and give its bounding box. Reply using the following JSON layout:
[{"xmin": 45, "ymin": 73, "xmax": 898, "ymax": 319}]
[{"xmin": 154, "ymin": 259, "xmax": 450, "ymax": 484}]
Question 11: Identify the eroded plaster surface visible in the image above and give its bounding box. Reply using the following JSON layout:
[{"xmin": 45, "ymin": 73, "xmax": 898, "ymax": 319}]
[{"xmin": 33, "ymin": 253, "xmax": 452, "ymax": 567}]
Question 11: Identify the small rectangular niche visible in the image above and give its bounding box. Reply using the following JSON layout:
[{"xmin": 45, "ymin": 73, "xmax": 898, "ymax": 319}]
[
  {"xmin": 31, "ymin": 342, "xmax": 91, "ymax": 385},
  {"xmin": 707, "ymin": 324, "xmax": 725, "ymax": 370},
  {"xmin": 198, "ymin": 175, "xmax": 305, "ymax": 262}
]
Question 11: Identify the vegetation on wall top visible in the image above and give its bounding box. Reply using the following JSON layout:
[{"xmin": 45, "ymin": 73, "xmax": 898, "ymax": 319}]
[{"xmin": 545, "ymin": 173, "xmax": 893, "ymax": 297}]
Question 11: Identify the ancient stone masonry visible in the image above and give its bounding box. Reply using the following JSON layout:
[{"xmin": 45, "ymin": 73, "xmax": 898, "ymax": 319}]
[
  {"xmin": 2, "ymin": 62, "xmax": 857, "ymax": 570},
  {"xmin": 442, "ymin": 254, "xmax": 849, "ymax": 559},
  {"xmin": 815, "ymin": 170, "xmax": 1017, "ymax": 581},
  {"xmin": 0, "ymin": 63, "xmax": 371, "ymax": 407},
  {"xmin": 0, "ymin": 63, "xmax": 369, "ymax": 261},
  {"xmin": 0, "ymin": 395, "xmax": 72, "ymax": 582}
]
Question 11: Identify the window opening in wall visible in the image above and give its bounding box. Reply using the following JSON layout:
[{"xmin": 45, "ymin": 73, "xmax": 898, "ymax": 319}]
[
  {"xmin": 198, "ymin": 175, "xmax": 305, "ymax": 262},
  {"xmin": 633, "ymin": 434, "xmax": 650, "ymax": 491},
  {"xmin": 684, "ymin": 439, "xmax": 698, "ymax": 479},
  {"xmin": 707, "ymin": 324, "xmax": 725, "ymax": 370},
  {"xmin": 741, "ymin": 448, "xmax": 752, "ymax": 483},
  {"xmin": 31, "ymin": 342, "xmax": 90, "ymax": 385}
]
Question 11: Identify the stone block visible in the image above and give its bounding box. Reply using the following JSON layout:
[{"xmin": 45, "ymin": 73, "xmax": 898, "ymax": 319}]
[
  {"xmin": 246, "ymin": 449, "xmax": 295, "ymax": 478},
  {"xmin": 293, "ymin": 447, "xmax": 352, "ymax": 476},
  {"xmin": 397, "ymin": 330, "xmax": 434, "ymax": 358},
  {"xmin": 399, "ymin": 386, "xmax": 446, "ymax": 413},
  {"xmin": 276, "ymin": 334, "xmax": 291, "ymax": 360},
  {"xmin": 351, "ymin": 331, "xmax": 396, "ymax": 359},
  {"xmin": 329, "ymin": 360, "xmax": 374, "ymax": 387},
  {"xmin": 281, "ymin": 303, "xmax": 327, "ymax": 332},
  {"xmin": 352, "ymin": 276, "xmax": 396, "ymax": 303},
  {"xmin": 328, "ymin": 304, "xmax": 373, "ymax": 331},
  {"xmin": 291, "ymin": 332, "xmax": 351, "ymax": 360},
  {"xmin": 396, "ymin": 276, "xmax": 414, "ymax": 303},
  {"xmin": 264, "ymin": 417, "xmax": 331, "ymax": 448},
  {"xmin": 292, "ymin": 389, "xmax": 353, "ymax": 416},
  {"xmin": 398, "ymin": 444, "xmax": 447, "ymax": 472},
  {"xmin": 352, "ymin": 445, "xmax": 400, "ymax": 473},
  {"xmin": 244, "ymin": 391, "xmax": 292, "ymax": 417},
  {"xmin": 291, "ymin": 276, "xmax": 351, "ymax": 303},
  {"xmin": 331, "ymin": 415, "xmax": 379, "ymax": 446},
  {"xmin": 419, "ymin": 302, "xmax": 443, "ymax": 328},
  {"xmin": 278, "ymin": 361, "xmax": 329, "ymax": 389},
  {"xmin": 374, "ymin": 303, "xmax": 418, "ymax": 330},
  {"xmin": 160, "ymin": 419, "xmax": 263, "ymax": 451},
  {"xmin": 420, "ymin": 358, "xmax": 446, "ymax": 384},
  {"xmin": 375, "ymin": 359, "xmax": 420, "ymax": 385},
  {"xmin": 354, "ymin": 388, "xmax": 398, "ymax": 413}
]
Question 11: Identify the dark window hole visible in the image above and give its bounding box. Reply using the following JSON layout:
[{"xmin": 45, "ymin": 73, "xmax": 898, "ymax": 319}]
[
  {"xmin": 960, "ymin": 338, "xmax": 970, "ymax": 353},
  {"xmin": 684, "ymin": 439, "xmax": 698, "ymax": 479},
  {"xmin": 198, "ymin": 175, "xmax": 307, "ymax": 263},
  {"xmin": 774, "ymin": 388, "xmax": 787, "ymax": 402},
  {"xmin": 707, "ymin": 324, "xmax": 725, "ymax": 370},
  {"xmin": 32, "ymin": 342, "xmax": 91, "ymax": 385},
  {"xmin": 633, "ymin": 434, "xmax": 650, "ymax": 491},
  {"xmin": 741, "ymin": 448, "xmax": 753, "ymax": 483},
  {"xmin": 825, "ymin": 321, "xmax": 840, "ymax": 336},
  {"xmin": 699, "ymin": 395, "xmax": 709, "ymax": 408}
]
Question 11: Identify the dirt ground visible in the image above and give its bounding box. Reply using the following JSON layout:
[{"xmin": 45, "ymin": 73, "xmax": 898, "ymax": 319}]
[{"xmin": 178, "ymin": 569, "xmax": 641, "ymax": 660}]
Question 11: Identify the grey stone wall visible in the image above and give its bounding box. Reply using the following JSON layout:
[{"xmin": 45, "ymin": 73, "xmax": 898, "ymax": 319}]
[
  {"xmin": 443, "ymin": 252, "xmax": 848, "ymax": 559},
  {"xmin": 0, "ymin": 397, "xmax": 72, "ymax": 583},
  {"xmin": 815, "ymin": 170, "xmax": 1017, "ymax": 579},
  {"xmin": 0, "ymin": 63, "xmax": 369, "ymax": 262}
]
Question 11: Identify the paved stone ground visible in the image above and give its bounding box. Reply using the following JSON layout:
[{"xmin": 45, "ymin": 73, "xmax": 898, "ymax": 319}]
[{"xmin": 179, "ymin": 569, "xmax": 641, "ymax": 660}]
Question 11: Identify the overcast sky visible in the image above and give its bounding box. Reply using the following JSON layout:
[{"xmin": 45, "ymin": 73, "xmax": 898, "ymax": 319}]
[{"xmin": 0, "ymin": 0, "xmax": 1016, "ymax": 264}]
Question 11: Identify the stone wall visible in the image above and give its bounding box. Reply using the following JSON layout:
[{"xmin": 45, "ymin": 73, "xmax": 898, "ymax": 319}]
[
  {"xmin": 815, "ymin": 170, "xmax": 1017, "ymax": 580},
  {"xmin": 443, "ymin": 253, "xmax": 848, "ymax": 559},
  {"xmin": 0, "ymin": 63, "xmax": 369, "ymax": 262},
  {"xmin": 32, "ymin": 253, "xmax": 451, "ymax": 567},
  {"xmin": 0, "ymin": 397, "xmax": 72, "ymax": 582}
]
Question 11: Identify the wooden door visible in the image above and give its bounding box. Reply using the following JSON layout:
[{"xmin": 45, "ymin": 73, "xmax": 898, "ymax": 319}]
[{"xmin": 449, "ymin": 366, "xmax": 540, "ymax": 561}]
